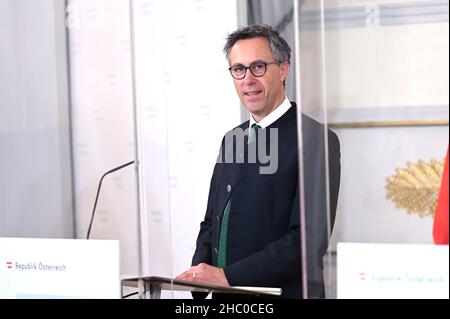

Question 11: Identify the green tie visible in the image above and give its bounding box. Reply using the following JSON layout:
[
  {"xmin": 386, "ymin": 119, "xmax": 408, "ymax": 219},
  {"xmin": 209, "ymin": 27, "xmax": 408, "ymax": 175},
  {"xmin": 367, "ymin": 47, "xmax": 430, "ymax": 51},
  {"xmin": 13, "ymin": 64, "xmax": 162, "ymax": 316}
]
[
  {"xmin": 249, "ymin": 123, "xmax": 261, "ymax": 143},
  {"xmin": 217, "ymin": 197, "xmax": 231, "ymax": 268}
]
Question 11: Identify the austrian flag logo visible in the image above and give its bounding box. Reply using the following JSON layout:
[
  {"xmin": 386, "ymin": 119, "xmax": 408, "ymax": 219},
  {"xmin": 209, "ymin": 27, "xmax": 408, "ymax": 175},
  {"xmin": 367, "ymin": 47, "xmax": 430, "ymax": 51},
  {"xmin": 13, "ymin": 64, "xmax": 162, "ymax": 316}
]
[{"xmin": 6, "ymin": 261, "xmax": 13, "ymax": 269}]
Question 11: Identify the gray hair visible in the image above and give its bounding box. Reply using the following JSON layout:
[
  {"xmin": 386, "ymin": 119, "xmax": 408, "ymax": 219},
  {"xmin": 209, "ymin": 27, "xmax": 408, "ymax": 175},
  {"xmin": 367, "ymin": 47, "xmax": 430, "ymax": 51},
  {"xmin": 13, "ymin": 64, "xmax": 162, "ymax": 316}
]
[{"xmin": 223, "ymin": 24, "xmax": 291, "ymax": 64}]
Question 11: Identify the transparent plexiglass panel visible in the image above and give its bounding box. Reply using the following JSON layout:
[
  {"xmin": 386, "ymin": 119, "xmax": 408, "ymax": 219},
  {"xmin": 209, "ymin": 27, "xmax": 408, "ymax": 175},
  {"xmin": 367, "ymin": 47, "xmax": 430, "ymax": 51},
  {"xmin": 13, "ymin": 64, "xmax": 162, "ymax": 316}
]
[{"xmin": 295, "ymin": 0, "xmax": 449, "ymax": 299}]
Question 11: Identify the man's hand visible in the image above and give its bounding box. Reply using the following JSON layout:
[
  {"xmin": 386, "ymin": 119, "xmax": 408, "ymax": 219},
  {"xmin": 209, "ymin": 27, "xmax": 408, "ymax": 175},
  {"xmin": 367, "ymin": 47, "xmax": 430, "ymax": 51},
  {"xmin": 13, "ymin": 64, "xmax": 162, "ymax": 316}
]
[{"xmin": 175, "ymin": 263, "xmax": 230, "ymax": 287}]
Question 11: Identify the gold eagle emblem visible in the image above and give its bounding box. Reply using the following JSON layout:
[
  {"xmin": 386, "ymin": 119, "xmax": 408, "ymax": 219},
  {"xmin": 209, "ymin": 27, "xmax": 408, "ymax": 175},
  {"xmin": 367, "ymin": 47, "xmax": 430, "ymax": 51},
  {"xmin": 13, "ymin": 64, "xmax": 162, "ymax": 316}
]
[{"xmin": 386, "ymin": 159, "xmax": 444, "ymax": 217}]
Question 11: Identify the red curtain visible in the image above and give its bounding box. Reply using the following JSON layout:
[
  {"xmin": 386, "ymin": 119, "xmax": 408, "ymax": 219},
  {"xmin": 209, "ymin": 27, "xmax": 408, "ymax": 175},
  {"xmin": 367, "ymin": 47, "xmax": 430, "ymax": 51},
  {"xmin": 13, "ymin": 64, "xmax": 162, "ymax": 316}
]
[{"xmin": 433, "ymin": 147, "xmax": 449, "ymax": 245}]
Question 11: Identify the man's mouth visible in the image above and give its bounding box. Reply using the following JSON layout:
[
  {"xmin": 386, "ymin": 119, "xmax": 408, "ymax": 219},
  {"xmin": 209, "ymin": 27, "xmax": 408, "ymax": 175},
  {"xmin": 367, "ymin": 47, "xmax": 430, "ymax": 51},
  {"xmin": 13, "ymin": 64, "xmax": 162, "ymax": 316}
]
[{"xmin": 244, "ymin": 90, "xmax": 262, "ymax": 96}]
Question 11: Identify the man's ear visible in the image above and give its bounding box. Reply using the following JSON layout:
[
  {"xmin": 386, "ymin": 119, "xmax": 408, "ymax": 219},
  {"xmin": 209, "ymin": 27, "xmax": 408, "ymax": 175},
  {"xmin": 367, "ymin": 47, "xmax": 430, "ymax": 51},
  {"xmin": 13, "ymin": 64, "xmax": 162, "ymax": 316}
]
[{"xmin": 280, "ymin": 62, "xmax": 289, "ymax": 83}]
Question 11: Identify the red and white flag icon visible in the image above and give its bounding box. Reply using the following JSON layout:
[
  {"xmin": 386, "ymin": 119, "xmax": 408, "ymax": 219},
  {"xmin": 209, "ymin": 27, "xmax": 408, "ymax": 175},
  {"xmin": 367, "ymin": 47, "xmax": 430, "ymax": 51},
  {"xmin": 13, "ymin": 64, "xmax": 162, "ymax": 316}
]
[{"xmin": 6, "ymin": 261, "xmax": 13, "ymax": 269}]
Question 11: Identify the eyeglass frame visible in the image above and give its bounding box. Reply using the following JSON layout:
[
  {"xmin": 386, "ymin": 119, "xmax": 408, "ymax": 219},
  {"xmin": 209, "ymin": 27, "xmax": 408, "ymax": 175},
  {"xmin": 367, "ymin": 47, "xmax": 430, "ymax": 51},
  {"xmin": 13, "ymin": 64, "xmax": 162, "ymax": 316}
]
[{"xmin": 228, "ymin": 60, "xmax": 281, "ymax": 80}]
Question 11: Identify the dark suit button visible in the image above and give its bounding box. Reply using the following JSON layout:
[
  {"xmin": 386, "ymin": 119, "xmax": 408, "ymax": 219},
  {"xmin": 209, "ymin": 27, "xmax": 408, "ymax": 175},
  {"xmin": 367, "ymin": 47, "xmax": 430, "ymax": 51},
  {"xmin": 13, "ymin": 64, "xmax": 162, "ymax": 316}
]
[
  {"xmin": 214, "ymin": 248, "xmax": 218, "ymax": 254},
  {"xmin": 216, "ymin": 215, "xmax": 220, "ymax": 222},
  {"xmin": 227, "ymin": 185, "xmax": 232, "ymax": 192}
]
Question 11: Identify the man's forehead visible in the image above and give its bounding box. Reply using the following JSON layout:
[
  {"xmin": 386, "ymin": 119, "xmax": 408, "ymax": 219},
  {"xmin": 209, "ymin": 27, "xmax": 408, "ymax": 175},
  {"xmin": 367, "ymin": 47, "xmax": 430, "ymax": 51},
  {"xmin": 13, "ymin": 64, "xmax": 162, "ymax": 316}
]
[
  {"xmin": 231, "ymin": 37, "xmax": 270, "ymax": 50},
  {"xmin": 228, "ymin": 38, "xmax": 273, "ymax": 63}
]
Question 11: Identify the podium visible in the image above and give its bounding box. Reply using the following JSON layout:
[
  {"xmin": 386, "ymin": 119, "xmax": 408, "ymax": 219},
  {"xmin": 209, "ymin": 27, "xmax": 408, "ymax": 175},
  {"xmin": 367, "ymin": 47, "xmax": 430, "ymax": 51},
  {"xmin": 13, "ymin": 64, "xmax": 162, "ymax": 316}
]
[
  {"xmin": 337, "ymin": 243, "xmax": 449, "ymax": 299},
  {"xmin": 0, "ymin": 237, "xmax": 120, "ymax": 299},
  {"xmin": 121, "ymin": 276, "xmax": 282, "ymax": 299}
]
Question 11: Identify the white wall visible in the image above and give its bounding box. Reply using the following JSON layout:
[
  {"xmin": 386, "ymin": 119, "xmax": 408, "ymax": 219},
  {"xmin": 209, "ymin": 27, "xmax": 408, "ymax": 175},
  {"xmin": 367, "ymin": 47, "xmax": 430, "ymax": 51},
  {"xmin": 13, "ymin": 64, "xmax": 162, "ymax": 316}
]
[{"xmin": 0, "ymin": 0, "xmax": 73, "ymax": 238}]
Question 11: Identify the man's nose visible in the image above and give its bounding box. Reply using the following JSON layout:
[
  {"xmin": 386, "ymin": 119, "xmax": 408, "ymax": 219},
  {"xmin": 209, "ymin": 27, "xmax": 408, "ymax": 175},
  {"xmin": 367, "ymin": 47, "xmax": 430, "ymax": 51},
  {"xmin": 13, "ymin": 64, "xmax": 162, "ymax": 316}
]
[{"xmin": 243, "ymin": 70, "xmax": 257, "ymax": 84}]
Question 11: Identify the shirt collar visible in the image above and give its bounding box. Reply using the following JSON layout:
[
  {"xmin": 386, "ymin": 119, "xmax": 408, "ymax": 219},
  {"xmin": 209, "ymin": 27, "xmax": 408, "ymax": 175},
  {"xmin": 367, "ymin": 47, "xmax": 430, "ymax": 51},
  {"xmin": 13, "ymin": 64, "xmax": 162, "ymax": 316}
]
[{"xmin": 249, "ymin": 96, "xmax": 292, "ymax": 130}]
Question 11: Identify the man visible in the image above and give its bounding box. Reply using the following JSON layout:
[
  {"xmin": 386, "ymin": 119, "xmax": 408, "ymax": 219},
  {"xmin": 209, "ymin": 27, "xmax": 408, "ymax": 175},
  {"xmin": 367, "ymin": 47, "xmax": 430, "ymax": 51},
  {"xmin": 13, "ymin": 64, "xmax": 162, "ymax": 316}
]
[{"xmin": 176, "ymin": 24, "xmax": 340, "ymax": 298}]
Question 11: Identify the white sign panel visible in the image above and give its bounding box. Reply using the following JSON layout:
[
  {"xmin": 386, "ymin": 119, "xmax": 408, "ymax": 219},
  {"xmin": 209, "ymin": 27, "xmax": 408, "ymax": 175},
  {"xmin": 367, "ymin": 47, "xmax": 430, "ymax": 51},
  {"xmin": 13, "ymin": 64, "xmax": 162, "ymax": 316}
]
[
  {"xmin": 0, "ymin": 237, "xmax": 120, "ymax": 299},
  {"xmin": 337, "ymin": 242, "xmax": 449, "ymax": 299}
]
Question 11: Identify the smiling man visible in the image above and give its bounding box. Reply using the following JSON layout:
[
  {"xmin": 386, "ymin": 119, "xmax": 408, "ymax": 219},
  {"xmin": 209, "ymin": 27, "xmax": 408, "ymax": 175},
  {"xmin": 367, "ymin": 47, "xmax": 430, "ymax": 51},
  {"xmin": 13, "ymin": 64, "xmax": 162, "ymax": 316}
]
[
  {"xmin": 228, "ymin": 36, "xmax": 288, "ymax": 122},
  {"xmin": 176, "ymin": 24, "xmax": 341, "ymax": 299}
]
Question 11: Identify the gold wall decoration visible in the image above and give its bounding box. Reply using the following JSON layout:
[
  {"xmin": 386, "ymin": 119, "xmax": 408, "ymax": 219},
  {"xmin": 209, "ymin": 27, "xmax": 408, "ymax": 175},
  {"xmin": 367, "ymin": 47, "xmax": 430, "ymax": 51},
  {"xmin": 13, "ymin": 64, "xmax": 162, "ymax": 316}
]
[{"xmin": 386, "ymin": 159, "xmax": 445, "ymax": 217}]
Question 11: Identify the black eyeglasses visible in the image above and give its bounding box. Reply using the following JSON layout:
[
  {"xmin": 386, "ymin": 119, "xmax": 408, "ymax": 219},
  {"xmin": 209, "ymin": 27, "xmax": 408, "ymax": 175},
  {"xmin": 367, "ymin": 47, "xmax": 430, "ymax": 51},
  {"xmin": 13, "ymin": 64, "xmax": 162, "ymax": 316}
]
[{"xmin": 228, "ymin": 61, "xmax": 280, "ymax": 80}]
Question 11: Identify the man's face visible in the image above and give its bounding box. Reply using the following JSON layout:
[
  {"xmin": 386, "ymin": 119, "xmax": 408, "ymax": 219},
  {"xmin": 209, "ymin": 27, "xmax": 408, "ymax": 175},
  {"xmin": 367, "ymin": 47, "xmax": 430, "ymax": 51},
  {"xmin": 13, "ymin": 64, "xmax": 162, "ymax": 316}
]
[{"xmin": 228, "ymin": 37, "xmax": 288, "ymax": 122}]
